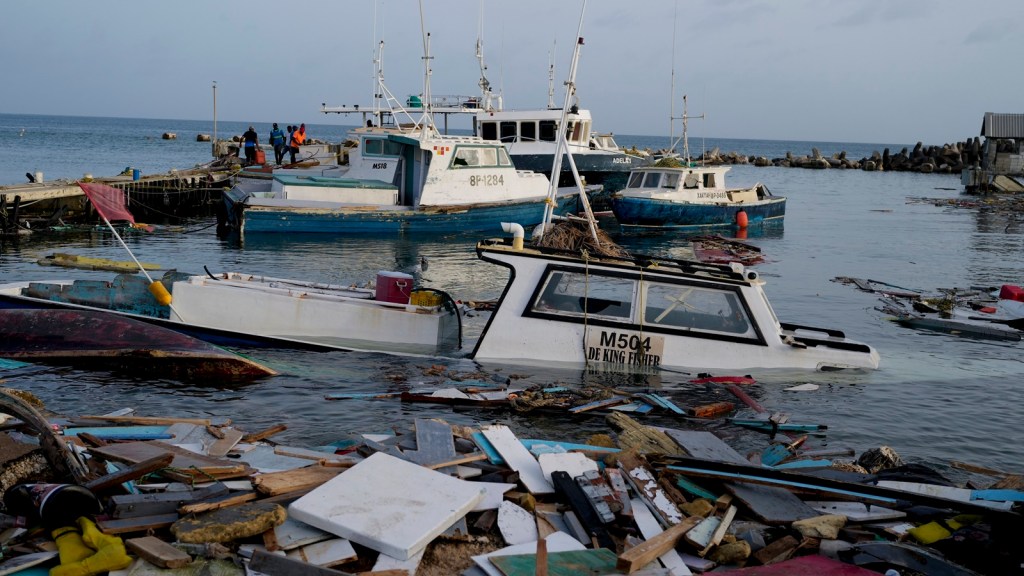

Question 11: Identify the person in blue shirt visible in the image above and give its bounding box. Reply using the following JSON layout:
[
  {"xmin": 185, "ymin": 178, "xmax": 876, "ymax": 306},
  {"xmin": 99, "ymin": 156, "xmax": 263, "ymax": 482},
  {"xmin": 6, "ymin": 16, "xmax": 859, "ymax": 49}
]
[{"xmin": 269, "ymin": 123, "xmax": 287, "ymax": 165}]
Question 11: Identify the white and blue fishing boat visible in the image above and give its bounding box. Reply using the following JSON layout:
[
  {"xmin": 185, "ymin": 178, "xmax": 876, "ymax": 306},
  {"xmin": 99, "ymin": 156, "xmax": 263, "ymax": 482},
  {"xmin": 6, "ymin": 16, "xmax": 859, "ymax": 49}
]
[
  {"xmin": 224, "ymin": 129, "xmax": 581, "ymax": 235},
  {"xmin": 611, "ymin": 163, "xmax": 785, "ymax": 231}
]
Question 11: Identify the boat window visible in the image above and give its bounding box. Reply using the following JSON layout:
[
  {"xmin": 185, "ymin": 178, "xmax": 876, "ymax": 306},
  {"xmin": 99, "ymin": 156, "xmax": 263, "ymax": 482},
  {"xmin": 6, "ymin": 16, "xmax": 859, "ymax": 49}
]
[
  {"xmin": 497, "ymin": 147, "xmax": 512, "ymax": 166},
  {"xmin": 662, "ymin": 173, "xmax": 680, "ymax": 189},
  {"xmin": 684, "ymin": 171, "xmax": 699, "ymax": 189},
  {"xmin": 531, "ymin": 270, "xmax": 634, "ymax": 320},
  {"xmin": 452, "ymin": 148, "xmax": 480, "ymax": 167},
  {"xmin": 364, "ymin": 138, "xmax": 382, "ymax": 155},
  {"xmin": 477, "ymin": 147, "xmax": 498, "ymax": 165},
  {"xmin": 480, "ymin": 122, "xmax": 498, "ymax": 141},
  {"xmin": 520, "ymin": 122, "xmax": 537, "ymax": 142},
  {"xmin": 539, "ymin": 120, "xmax": 558, "ymax": 142},
  {"xmin": 643, "ymin": 283, "xmax": 754, "ymax": 337},
  {"xmin": 626, "ymin": 172, "xmax": 645, "ymax": 188},
  {"xmin": 703, "ymin": 173, "xmax": 717, "ymax": 188},
  {"xmin": 500, "ymin": 122, "xmax": 517, "ymax": 142},
  {"xmin": 643, "ymin": 172, "xmax": 662, "ymax": 187}
]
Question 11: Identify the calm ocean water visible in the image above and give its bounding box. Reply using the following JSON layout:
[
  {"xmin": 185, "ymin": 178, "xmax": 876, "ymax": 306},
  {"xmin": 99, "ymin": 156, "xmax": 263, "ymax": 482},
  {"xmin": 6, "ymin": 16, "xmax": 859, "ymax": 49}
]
[{"xmin": 1, "ymin": 114, "xmax": 1021, "ymax": 476}]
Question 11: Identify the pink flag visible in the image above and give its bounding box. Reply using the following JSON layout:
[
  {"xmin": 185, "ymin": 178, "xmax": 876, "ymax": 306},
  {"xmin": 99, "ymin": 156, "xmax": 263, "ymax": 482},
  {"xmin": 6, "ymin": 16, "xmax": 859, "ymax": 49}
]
[{"xmin": 78, "ymin": 182, "xmax": 136, "ymax": 223}]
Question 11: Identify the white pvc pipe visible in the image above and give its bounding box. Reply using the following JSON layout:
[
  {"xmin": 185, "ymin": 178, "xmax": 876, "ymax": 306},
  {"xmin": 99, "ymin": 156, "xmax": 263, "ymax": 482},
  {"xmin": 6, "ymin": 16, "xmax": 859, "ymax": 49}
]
[{"xmin": 501, "ymin": 222, "xmax": 524, "ymax": 250}]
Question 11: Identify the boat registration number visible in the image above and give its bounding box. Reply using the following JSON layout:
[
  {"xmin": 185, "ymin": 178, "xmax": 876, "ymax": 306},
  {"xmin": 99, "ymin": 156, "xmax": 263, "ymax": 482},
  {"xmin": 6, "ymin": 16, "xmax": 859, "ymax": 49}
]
[
  {"xmin": 585, "ymin": 328, "xmax": 664, "ymax": 367},
  {"xmin": 469, "ymin": 174, "xmax": 504, "ymax": 186}
]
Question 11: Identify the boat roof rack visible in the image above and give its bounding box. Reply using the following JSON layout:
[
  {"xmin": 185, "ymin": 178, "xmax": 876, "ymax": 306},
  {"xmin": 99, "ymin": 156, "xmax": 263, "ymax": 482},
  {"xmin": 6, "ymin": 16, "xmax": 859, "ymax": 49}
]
[{"xmin": 478, "ymin": 238, "xmax": 750, "ymax": 282}]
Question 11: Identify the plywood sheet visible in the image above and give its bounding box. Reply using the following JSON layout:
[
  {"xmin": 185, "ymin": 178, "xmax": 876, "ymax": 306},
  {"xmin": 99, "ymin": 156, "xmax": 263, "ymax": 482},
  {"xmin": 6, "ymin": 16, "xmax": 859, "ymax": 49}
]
[{"xmin": 481, "ymin": 425, "xmax": 553, "ymax": 495}]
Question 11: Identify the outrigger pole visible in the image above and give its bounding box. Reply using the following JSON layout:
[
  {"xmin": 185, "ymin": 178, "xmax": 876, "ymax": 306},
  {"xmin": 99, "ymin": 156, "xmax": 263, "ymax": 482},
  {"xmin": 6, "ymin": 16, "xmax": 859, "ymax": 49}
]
[{"xmin": 540, "ymin": 0, "xmax": 599, "ymax": 245}]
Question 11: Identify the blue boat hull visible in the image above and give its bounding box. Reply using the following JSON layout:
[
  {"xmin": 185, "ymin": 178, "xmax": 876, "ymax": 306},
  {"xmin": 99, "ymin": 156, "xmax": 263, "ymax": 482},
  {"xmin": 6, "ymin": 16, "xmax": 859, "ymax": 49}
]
[
  {"xmin": 611, "ymin": 196, "xmax": 786, "ymax": 231},
  {"xmin": 242, "ymin": 195, "xmax": 581, "ymax": 234}
]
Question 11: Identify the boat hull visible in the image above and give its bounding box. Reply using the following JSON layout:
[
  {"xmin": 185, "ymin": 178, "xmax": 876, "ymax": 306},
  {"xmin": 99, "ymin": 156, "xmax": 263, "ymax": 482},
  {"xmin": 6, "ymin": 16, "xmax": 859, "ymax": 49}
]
[
  {"xmin": 612, "ymin": 196, "xmax": 787, "ymax": 230},
  {"xmin": 508, "ymin": 153, "xmax": 643, "ymax": 191},
  {"xmin": 240, "ymin": 194, "xmax": 580, "ymax": 234},
  {"xmin": 0, "ymin": 309, "xmax": 275, "ymax": 381}
]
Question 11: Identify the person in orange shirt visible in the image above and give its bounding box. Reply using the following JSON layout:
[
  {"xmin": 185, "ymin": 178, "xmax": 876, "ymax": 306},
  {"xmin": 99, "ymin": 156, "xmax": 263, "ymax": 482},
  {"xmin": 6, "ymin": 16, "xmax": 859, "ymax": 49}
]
[{"xmin": 289, "ymin": 124, "xmax": 306, "ymax": 164}]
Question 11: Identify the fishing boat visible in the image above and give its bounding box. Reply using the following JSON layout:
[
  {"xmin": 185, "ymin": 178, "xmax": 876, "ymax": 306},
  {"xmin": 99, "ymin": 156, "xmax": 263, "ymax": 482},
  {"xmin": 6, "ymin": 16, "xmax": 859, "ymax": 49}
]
[
  {"xmin": 611, "ymin": 163, "xmax": 786, "ymax": 231},
  {"xmin": 0, "ymin": 270, "xmax": 462, "ymax": 355},
  {"xmin": 0, "ymin": 309, "xmax": 276, "ymax": 381},
  {"xmin": 469, "ymin": 225, "xmax": 879, "ymax": 372}
]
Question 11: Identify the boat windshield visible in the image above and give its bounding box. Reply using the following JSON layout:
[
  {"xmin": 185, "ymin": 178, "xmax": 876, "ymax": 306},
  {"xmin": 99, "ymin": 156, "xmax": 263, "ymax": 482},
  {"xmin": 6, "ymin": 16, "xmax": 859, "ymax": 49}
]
[
  {"xmin": 532, "ymin": 270, "xmax": 633, "ymax": 319},
  {"xmin": 642, "ymin": 283, "xmax": 755, "ymax": 337},
  {"xmin": 450, "ymin": 146, "xmax": 511, "ymax": 168}
]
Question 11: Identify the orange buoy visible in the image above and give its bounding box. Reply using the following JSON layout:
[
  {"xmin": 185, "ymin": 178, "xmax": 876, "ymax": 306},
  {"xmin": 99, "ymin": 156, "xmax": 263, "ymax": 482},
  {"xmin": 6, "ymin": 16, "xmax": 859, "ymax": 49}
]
[{"xmin": 735, "ymin": 210, "xmax": 749, "ymax": 229}]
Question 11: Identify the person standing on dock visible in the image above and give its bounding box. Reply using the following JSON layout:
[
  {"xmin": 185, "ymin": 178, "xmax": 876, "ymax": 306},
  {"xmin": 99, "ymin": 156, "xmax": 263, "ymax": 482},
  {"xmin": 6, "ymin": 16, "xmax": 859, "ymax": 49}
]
[
  {"xmin": 269, "ymin": 123, "xmax": 287, "ymax": 165},
  {"xmin": 242, "ymin": 125, "xmax": 259, "ymax": 166}
]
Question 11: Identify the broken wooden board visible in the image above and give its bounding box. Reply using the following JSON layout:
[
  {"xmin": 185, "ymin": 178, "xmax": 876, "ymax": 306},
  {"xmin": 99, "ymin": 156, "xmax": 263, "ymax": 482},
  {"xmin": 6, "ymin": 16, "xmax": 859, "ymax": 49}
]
[
  {"xmin": 88, "ymin": 440, "xmax": 252, "ymax": 482},
  {"xmin": 248, "ymin": 549, "xmax": 350, "ymax": 576},
  {"xmin": 372, "ymin": 549, "xmax": 424, "ymax": 575},
  {"xmin": 805, "ymin": 501, "xmax": 906, "ymax": 522},
  {"xmin": 551, "ymin": 471, "xmax": 616, "ymax": 550},
  {"xmin": 488, "ymin": 549, "xmax": 617, "ymax": 576},
  {"xmin": 498, "ymin": 501, "xmax": 539, "ymax": 546},
  {"xmin": 265, "ymin": 516, "xmax": 334, "ymax": 551},
  {"xmin": 238, "ymin": 444, "xmax": 323, "ymax": 473},
  {"xmin": 207, "ymin": 428, "xmax": 244, "ymax": 457},
  {"xmin": 96, "ymin": 513, "xmax": 179, "ymax": 535},
  {"xmin": 288, "ymin": 451, "xmax": 484, "ymax": 560},
  {"xmin": 402, "ymin": 418, "xmax": 458, "ymax": 475},
  {"xmin": 618, "ymin": 452, "xmax": 684, "ymax": 527},
  {"xmin": 472, "ymin": 532, "xmax": 585, "ymax": 576},
  {"xmin": 724, "ymin": 482, "xmax": 818, "ymax": 525},
  {"xmin": 663, "ymin": 429, "xmax": 747, "ymax": 464},
  {"xmin": 481, "ymin": 425, "xmax": 553, "ymax": 495},
  {"xmin": 472, "ymin": 482, "xmax": 517, "ymax": 512},
  {"xmin": 877, "ymin": 480, "xmax": 1015, "ymax": 511},
  {"xmin": 111, "ymin": 484, "xmax": 228, "ymax": 518},
  {"xmin": 629, "ymin": 499, "xmax": 692, "ymax": 575},
  {"xmin": 125, "ymin": 536, "xmax": 192, "ymax": 569},
  {"xmin": 252, "ymin": 465, "xmax": 343, "ymax": 496},
  {"xmin": 0, "ymin": 551, "xmax": 58, "ymax": 576}
]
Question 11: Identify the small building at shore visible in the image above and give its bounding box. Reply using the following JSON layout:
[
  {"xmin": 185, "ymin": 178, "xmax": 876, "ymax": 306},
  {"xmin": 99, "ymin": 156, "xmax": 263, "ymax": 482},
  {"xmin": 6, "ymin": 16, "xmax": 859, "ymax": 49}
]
[{"xmin": 962, "ymin": 112, "xmax": 1024, "ymax": 192}]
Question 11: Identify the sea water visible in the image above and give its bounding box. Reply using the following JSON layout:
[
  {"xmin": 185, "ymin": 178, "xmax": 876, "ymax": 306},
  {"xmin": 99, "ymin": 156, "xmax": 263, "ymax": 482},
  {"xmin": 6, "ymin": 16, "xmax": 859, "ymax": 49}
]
[{"xmin": 1, "ymin": 114, "xmax": 1021, "ymax": 475}]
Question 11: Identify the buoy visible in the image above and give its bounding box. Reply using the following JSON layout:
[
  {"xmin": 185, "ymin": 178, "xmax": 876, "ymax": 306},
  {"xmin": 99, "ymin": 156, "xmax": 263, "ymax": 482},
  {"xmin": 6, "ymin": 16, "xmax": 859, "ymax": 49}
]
[
  {"xmin": 148, "ymin": 281, "xmax": 173, "ymax": 306},
  {"xmin": 735, "ymin": 210, "xmax": 749, "ymax": 229}
]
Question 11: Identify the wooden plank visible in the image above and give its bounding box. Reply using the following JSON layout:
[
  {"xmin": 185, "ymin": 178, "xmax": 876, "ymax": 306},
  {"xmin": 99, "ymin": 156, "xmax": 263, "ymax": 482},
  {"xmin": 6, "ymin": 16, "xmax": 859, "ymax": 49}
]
[
  {"xmin": 472, "ymin": 532, "xmax": 585, "ymax": 576},
  {"xmin": 80, "ymin": 415, "xmax": 212, "ymax": 426},
  {"xmin": 481, "ymin": 425, "xmax": 553, "ymax": 495},
  {"xmin": 125, "ymin": 536, "xmax": 192, "ymax": 569},
  {"xmin": 286, "ymin": 538, "xmax": 358, "ymax": 567},
  {"xmin": 242, "ymin": 423, "xmax": 288, "ymax": 443},
  {"xmin": 725, "ymin": 482, "xmax": 818, "ymax": 525},
  {"xmin": 617, "ymin": 452, "xmax": 684, "ymax": 527},
  {"xmin": 253, "ymin": 466, "xmax": 343, "ymax": 496},
  {"xmin": 207, "ymin": 428, "xmax": 244, "ymax": 457},
  {"xmin": 537, "ymin": 452, "xmax": 598, "ymax": 485},
  {"xmin": 111, "ymin": 483, "xmax": 228, "ymax": 518},
  {"xmin": 489, "ymin": 549, "xmax": 617, "ymax": 576},
  {"xmin": 96, "ymin": 513, "xmax": 178, "ymax": 535},
  {"xmin": 471, "ymin": 431, "xmax": 505, "ymax": 465},
  {"xmin": 179, "ymin": 491, "xmax": 258, "ymax": 515},
  {"xmin": 663, "ymin": 429, "xmax": 747, "ymax": 464},
  {"xmin": 567, "ymin": 396, "xmax": 628, "ymax": 414},
  {"xmin": 249, "ymin": 549, "xmax": 353, "ymax": 576},
  {"xmin": 682, "ymin": 516, "xmax": 721, "ymax": 549},
  {"xmin": 288, "ymin": 452, "xmax": 485, "ymax": 561},
  {"xmin": 497, "ymin": 501, "xmax": 538, "ymax": 546},
  {"xmin": 805, "ymin": 501, "xmax": 906, "ymax": 522},
  {"xmin": 275, "ymin": 445, "xmax": 360, "ymax": 466},
  {"xmin": 699, "ymin": 505, "xmax": 736, "ymax": 557},
  {"xmin": 402, "ymin": 419, "xmax": 458, "ymax": 474},
  {"xmin": 84, "ymin": 453, "xmax": 174, "ymax": 494},
  {"xmin": 616, "ymin": 517, "xmax": 700, "ymax": 574},
  {"xmin": 88, "ymin": 441, "xmax": 252, "ymax": 482},
  {"xmin": 550, "ymin": 471, "xmax": 615, "ymax": 550},
  {"xmin": 630, "ymin": 498, "xmax": 691, "ymax": 575}
]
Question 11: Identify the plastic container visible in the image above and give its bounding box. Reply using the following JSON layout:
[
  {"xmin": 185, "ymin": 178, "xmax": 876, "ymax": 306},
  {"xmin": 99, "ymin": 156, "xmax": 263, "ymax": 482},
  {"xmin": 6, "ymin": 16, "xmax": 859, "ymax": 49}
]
[
  {"xmin": 999, "ymin": 284, "xmax": 1024, "ymax": 302},
  {"xmin": 255, "ymin": 149, "xmax": 266, "ymax": 164},
  {"xmin": 132, "ymin": 169, "xmax": 141, "ymax": 181},
  {"xmin": 34, "ymin": 171, "xmax": 43, "ymax": 183},
  {"xmin": 410, "ymin": 290, "xmax": 442, "ymax": 307},
  {"xmin": 3, "ymin": 483, "xmax": 102, "ymax": 528},
  {"xmin": 376, "ymin": 271, "xmax": 413, "ymax": 304}
]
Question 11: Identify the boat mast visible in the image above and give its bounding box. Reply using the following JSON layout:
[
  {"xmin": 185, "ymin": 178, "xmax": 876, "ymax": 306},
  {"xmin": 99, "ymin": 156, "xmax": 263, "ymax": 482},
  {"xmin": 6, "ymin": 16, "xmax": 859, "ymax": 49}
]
[
  {"xmin": 668, "ymin": 1, "xmax": 677, "ymax": 151},
  {"xmin": 540, "ymin": 0, "xmax": 599, "ymax": 245},
  {"xmin": 547, "ymin": 41, "xmax": 557, "ymax": 109},
  {"xmin": 417, "ymin": 0, "xmax": 437, "ymax": 137},
  {"xmin": 476, "ymin": 3, "xmax": 500, "ymax": 111}
]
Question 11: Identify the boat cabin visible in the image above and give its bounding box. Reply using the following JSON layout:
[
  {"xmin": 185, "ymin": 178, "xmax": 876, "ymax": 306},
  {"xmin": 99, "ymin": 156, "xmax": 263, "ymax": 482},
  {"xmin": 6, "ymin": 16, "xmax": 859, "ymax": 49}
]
[{"xmin": 475, "ymin": 108, "xmax": 594, "ymax": 149}]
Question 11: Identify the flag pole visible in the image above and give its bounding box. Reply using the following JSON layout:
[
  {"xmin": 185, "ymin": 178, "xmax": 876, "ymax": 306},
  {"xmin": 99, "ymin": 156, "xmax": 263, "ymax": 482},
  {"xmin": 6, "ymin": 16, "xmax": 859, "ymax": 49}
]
[{"xmin": 99, "ymin": 215, "xmax": 178, "ymax": 315}]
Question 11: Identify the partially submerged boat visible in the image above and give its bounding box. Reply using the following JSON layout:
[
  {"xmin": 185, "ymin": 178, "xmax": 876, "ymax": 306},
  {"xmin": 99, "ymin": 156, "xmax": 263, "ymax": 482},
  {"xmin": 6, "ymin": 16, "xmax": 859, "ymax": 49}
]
[
  {"xmin": 470, "ymin": 227, "xmax": 878, "ymax": 372},
  {"xmin": 0, "ymin": 270, "xmax": 462, "ymax": 356},
  {"xmin": 611, "ymin": 163, "xmax": 786, "ymax": 231},
  {"xmin": 0, "ymin": 309, "xmax": 276, "ymax": 381}
]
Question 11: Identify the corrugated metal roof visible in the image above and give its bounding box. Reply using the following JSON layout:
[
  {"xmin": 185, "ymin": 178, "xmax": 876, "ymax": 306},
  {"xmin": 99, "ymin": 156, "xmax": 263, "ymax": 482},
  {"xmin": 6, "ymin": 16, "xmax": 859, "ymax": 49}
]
[{"xmin": 981, "ymin": 113, "xmax": 1024, "ymax": 138}]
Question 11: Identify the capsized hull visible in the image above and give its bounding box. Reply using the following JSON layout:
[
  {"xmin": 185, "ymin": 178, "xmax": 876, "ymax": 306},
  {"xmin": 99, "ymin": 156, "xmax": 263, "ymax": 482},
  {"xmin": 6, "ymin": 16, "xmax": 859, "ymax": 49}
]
[
  {"xmin": 240, "ymin": 194, "xmax": 580, "ymax": 234},
  {"xmin": 612, "ymin": 195, "xmax": 786, "ymax": 230},
  {"xmin": 0, "ymin": 309, "xmax": 275, "ymax": 381}
]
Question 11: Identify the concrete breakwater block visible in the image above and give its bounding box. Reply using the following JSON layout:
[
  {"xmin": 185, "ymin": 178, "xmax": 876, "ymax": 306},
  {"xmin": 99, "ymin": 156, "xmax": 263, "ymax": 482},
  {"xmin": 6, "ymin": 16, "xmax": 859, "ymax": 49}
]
[{"xmin": 288, "ymin": 451, "xmax": 485, "ymax": 560}]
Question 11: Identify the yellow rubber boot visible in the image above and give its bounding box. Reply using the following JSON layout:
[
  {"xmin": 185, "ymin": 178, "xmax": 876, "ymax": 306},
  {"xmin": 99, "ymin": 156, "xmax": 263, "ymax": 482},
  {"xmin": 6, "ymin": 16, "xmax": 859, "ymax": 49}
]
[
  {"xmin": 51, "ymin": 526, "xmax": 94, "ymax": 566},
  {"xmin": 49, "ymin": 518, "xmax": 132, "ymax": 576}
]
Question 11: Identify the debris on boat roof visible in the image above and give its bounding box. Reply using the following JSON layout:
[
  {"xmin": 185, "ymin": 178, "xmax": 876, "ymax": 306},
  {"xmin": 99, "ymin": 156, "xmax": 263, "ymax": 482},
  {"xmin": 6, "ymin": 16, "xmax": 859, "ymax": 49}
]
[{"xmin": 0, "ymin": 387, "xmax": 1020, "ymax": 575}]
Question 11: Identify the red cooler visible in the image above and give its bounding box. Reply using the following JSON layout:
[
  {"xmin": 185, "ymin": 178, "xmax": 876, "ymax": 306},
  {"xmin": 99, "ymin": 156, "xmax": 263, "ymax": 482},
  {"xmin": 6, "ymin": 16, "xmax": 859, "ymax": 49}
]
[{"xmin": 376, "ymin": 271, "xmax": 413, "ymax": 304}]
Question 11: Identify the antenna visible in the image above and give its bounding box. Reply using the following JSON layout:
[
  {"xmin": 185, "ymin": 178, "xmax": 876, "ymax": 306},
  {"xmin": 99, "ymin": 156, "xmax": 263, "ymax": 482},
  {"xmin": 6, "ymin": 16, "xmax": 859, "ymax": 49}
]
[
  {"xmin": 476, "ymin": 1, "xmax": 497, "ymax": 111},
  {"xmin": 540, "ymin": 0, "xmax": 599, "ymax": 245},
  {"xmin": 668, "ymin": 1, "xmax": 678, "ymax": 149},
  {"xmin": 418, "ymin": 0, "xmax": 436, "ymax": 136},
  {"xmin": 547, "ymin": 40, "xmax": 557, "ymax": 109}
]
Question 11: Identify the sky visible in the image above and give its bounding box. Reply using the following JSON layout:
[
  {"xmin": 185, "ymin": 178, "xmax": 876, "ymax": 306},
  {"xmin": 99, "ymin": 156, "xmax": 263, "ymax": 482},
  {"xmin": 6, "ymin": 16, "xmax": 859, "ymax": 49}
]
[{"xmin": 3, "ymin": 0, "xmax": 1022, "ymax": 146}]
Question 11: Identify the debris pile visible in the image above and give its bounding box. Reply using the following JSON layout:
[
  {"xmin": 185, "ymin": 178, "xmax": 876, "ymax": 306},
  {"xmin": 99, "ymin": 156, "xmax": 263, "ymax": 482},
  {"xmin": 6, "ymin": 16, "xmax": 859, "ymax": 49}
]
[{"xmin": 0, "ymin": 387, "xmax": 1020, "ymax": 575}]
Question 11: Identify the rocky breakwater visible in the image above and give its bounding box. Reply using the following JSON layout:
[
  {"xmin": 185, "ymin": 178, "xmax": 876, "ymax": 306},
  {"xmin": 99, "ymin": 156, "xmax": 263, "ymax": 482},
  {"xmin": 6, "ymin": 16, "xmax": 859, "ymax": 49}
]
[{"xmin": 703, "ymin": 137, "xmax": 982, "ymax": 174}]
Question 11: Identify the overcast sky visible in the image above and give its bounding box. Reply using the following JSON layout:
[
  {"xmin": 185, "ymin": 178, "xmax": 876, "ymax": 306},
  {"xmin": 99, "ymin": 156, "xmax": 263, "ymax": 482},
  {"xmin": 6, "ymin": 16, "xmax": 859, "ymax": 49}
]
[{"xmin": 3, "ymin": 0, "xmax": 1020, "ymax": 145}]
